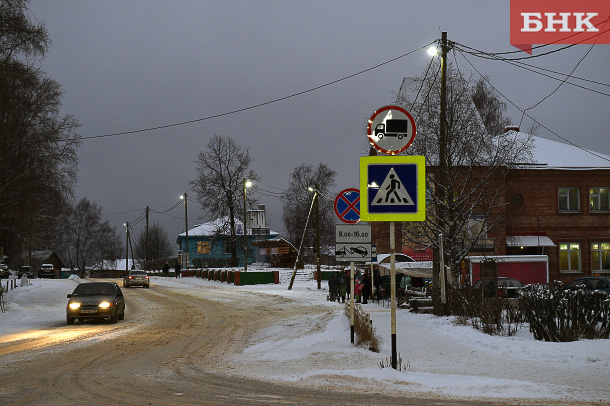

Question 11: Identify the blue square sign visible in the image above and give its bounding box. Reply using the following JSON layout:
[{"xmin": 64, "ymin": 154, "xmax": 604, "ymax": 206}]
[{"xmin": 359, "ymin": 156, "xmax": 426, "ymax": 221}]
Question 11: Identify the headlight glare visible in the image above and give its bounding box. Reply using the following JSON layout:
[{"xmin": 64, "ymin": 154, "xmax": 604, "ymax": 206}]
[
  {"xmin": 98, "ymin": 301, "xmax": 112, "ymax": 308},
  {"xmin": 69, "ymin": 302, "xmax": 81, "ymax": 310}
]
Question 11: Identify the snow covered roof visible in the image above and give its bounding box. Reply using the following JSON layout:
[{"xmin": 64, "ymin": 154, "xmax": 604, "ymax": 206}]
[
  {"xmin": 526, "ymin": 134, "xmax": 610, "ymax": 169},
  {"xmin": 179, "ymin": 216, "xmax": 279, "ymax": 237}
]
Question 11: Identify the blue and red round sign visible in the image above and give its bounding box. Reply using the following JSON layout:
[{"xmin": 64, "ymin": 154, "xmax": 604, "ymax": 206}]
[{"xmin": 334, "ymin": 188, "xmax": 360, "ymax": 224}]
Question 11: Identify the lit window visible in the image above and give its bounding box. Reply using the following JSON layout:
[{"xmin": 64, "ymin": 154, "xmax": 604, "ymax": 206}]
[
  {"xmin": 197, "ymin": 241, "xmax": 210, "ymax": 254},
  {"xmin": 590, "ymin": 187, "xmax": 610, "ymax": 212},
  {"xmin": 559, "ymin": 242, "xmax": 581, "ymax": 272},
  {"xmin": 559, "ymin": 188, "xmax": 580, "ymax": 212},
  {"xmin": 591, "ymin": 242, "xmax": 610, "ymax": 272}
]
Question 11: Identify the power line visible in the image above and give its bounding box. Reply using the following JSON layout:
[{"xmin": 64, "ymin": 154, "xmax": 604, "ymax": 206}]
[
  {"xmin": 456, "ymin": 49, "xmax": 610, "ymax": 163},
  {"xmin": 80, "ymin": 42, "xmax": 435, "ymax": 140}
]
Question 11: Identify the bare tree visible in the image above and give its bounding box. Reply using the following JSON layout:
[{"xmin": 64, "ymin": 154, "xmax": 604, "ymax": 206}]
[
  {"xmin": 134, "ymin": 223, "xmax": 173, "ymax": 270},
  {"xmin": 281, "ymin": 163, "xmax": 337, "ymax": 261},
  {"xmin": 396, "ymin": 62, "xmax": 533, "ymax": 281},
  {"xmin": 0, "ymin": 0, "xmax": 80, "ymax": 266},
  {"xmin": 57, "ymin": 198, "xmax": 122, "ymax": 274},
  {"xmin": 191, "ymin": 135, "xmax": 259, "ymax": 266}
]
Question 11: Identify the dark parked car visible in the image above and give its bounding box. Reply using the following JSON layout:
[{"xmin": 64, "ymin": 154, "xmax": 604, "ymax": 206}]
[
  {"xmin": 474, "ymin": 277, "xmax": 523, "ymax": 299},
  {"xmin": 123, "ymin": 270, "xmax": 149, "ymax": 288},
  {"xmin": 18, "ymin": 266, "xmax": 35, "ymax": 279},
  {"xmin": 0, "ymin": 264, "xmax": 9, "ymax": 279},
  {"xmin": 38, "ymin": 264, "xmax": 56, "ymax": 279},
  {"xmin": 564, "ymin": 276, "xmax": 610, "ymax": 292},
  {"xmin": 66, "ymin": 282, "xmax": 125, "ymax": 325}
]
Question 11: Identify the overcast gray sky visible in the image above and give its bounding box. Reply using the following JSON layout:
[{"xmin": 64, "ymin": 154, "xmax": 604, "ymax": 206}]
[{"xmin": 29, "ymin": 1, "xmax": 610, "ymax": 242}]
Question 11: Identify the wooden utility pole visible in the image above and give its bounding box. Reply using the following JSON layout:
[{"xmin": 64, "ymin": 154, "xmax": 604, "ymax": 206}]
[
  {"xmin": 315, "ymin": 184, "xmax": 321, "ymax": 290},
  {"xmin": 145, "ymin": 206, "xmax": 149, "ymax": 271}
]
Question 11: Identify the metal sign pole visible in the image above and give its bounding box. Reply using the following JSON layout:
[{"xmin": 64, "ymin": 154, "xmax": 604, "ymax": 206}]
[
  {"xmin": 390, "ymin": 221, "xmax": 397, "ymax": 369},
  {"xmin": 350, "ymin": 261, "xmax": 355, "ymax": 344}
]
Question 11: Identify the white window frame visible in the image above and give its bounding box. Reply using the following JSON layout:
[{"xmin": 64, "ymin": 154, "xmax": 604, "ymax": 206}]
[
  {"xmin": 589, "ymin": 187, "xmax": 610, "ymax": 212},
  {"xmin": 591, "ymin": 242, "xmax": 610, "ymax": 273},
  {"xmin": 558, "ymin": 187, "xmax": 580, "ymax": 212},
  {"xmin": 559, "ymin": 242, "xmax": 581, "ymax": 273}
]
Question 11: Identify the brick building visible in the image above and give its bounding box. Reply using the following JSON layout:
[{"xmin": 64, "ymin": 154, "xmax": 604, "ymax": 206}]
[
  {"xmin": 370, "ymin": 134, "xmax": 610, "ymax": 284},
  {"xmin": 500, "ymin": 136, "xmax": 610, "ymax": 283}
]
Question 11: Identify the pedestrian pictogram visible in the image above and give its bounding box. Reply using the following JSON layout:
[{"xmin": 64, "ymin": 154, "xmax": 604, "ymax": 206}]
[
  {"xmin": 334, "ymin": 188, "xmax": 360, "ymax": 224},
  {"xmin": 359, "ymin": 156, "xmax": 426, "ymax": 222},
  {"xmin": 371, "ymin": 168, "xmax": 414, "ymax": 206}
]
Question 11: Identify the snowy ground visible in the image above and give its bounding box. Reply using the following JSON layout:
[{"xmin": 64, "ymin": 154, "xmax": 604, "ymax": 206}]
[{"xmin": 1, "ymin": 270, "xmax": 609, "ymax": 404}]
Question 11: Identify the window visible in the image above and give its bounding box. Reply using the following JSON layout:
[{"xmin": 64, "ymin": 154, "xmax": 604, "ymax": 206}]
[
  {"xmin": 558, "ymin": 187, "xmax": 580, "ymax": 212},
  {"xmin": 592, "ymin": 242, "xmax": 610, "ymax": 272},
  {"xmin": 559, "ymin": 242, "xmax": 581, "ymax": 272},
  {"xmin": 590, "ymin": 187, "xmax": 610, "ymax": 212},
  {"xmin": 197, "ymin": 241, "xmax": 210, "ymax": 254}
]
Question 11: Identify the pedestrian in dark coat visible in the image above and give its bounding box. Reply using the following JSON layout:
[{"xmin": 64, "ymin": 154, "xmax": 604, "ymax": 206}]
[
  {"xmin": 163, "ymin": 261, "xmax": 170, "ymax": 277},
  {"xmin": 174, "ymin": 262, "xmax": 182, "ymax": 278},
  {"xmin": 337, "ymin": 273, "xmax": 347, "ymax": 303},
  {"xmin": 328, "ymin": 272, "xmax": 338, "ymax": 302},
  {"xmin": 362, "ymin": 271, "xmax": 371, "ymax": 304}
]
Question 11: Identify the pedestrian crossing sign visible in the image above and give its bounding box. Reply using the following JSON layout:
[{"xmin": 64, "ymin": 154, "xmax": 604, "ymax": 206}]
[{"xmin": 359, "ymin": 155, "xmax": 426, "ymax": 221}]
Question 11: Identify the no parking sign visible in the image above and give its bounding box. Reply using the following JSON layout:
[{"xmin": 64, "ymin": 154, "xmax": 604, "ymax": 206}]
[{"xmin": 334, "ymin": 188, "xmax": 360, "ymax": 224}]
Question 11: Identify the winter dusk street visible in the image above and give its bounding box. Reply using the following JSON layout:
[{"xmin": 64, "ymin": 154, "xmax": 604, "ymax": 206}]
[{"xmin": 1, "ymin": 271, "xmax": 608, "ymax": 405}]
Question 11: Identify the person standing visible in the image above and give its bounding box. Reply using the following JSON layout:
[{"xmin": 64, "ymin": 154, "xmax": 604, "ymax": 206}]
[
  {"xmin": 362, "ymin": 270, "xmax": 371, "ymax": 304},
  {"xmin": 174, "ymin": 261, "xmax": 182, "ymax": 278},
  {"xmin": 163, "ymin": 261, "xmax": 170, "ymax": 277}
]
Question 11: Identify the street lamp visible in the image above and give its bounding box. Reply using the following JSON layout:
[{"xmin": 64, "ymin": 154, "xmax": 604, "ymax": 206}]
[
  {"xmin": 308, "ymin": 186, "xmax": 321, "ymax": 289},
  {"xmin": 243, "ymin": 179, "xmax": 252, "ymax": 270},
  {"xmin": 180, "ymin": 193, "xmax": 189, "ymax": 270},
  {"xmin": 123, "ymin": 222, "xmax": 129, "ymax": 273}
]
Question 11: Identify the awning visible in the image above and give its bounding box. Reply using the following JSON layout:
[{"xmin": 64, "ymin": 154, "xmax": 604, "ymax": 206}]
[
  {"xmin": 506, "ymin": 235, "xmax": 555, "ymax": 247},
  {"xmin": 379, "ymin": 261, "xmax": 433, "ymax": 279}
]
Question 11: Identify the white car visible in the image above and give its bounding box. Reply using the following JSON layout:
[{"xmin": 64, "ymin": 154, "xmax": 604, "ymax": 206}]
[{"xmin": 123, "ymin": 270, "xmax": 150, "ymax": 288}]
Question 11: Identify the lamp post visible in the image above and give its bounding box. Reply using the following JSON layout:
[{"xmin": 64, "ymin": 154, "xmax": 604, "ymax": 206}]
[
  {"xmin": 243, "ymin": 179, "xmax": 252, "ymax": 271},
  {"xmin": 180, "ymin": 193, "xmax": 189, "ymax": 269},
  {"xmin": 308, "ymin": 186, "xmax": 321, "ymax": 289},
  {"xmin": 123, "ymin": 222, "xmax": 129, "ymax": 273}
]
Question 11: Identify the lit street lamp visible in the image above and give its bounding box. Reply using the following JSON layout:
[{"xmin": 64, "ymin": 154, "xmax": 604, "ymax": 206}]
[
  {"xmin": 308, "ymin": 186, "xmax": 321, "ymax": 289},
  {"xmin": 243, "ymin": 179, "xmax": 252, "ymax": 270},
  {"xmin": 180, "ymin": 193, "xmax": 189, "ymax": 269}
]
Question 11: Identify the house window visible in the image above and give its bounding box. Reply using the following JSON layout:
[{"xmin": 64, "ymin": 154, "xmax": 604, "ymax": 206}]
[
  {"xmin": 559, "ymin": 242, "xmax": 581, "ymax": 272},
  {"xmin": 590, "ymin": 187, "xmax": 610, "ymax": 212},
  {"xmin": 558, "ymin": 187, "xmax": 580, "ymax": 212},
  {"xmin": 197, "ymin": 241, "xmax": 210, "ymax": 254},
  {"xmin": 224, "ymin": 241, "xmax": 232, "ymax": 255},
  {"xmin": 591, "ymin": 242, "xmax": 610, "ymax": 272}
]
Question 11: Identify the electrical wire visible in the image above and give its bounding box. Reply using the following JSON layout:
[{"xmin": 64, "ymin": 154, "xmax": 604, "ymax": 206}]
[
  {"xmin": 456, "ymin": 49, "xmax": 610, "ymax": 163},
  {"xmin": 80, "ymin": 42, "xmax": 435, "ymax": 140}
]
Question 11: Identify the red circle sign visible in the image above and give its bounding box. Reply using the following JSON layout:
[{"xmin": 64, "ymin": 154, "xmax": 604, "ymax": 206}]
[
  {"xmin": 334, "ymin": 188, "xmax": 360, "ymax": 224},
  {"xmin": 367, "ymin": 105, "xmax": 417, "ymax": 155}
]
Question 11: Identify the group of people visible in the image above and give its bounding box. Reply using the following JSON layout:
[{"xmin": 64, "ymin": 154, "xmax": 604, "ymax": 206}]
[
  {"xmin": 328, "ymin": 269, "xmax": 374, "ymax": 304},
  {"xmin": 162, "ymin": 261, "xmax": 182, "ymax": 278}
]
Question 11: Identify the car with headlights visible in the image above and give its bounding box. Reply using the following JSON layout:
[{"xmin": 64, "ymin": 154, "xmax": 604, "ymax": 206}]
[
  {"xmin": 38, "ymin": 264, "xmax": 56, "ymax": 279},
  {"xmin": 66, "ymin": 282, "xmax": 125, "ymax": 325},
  {"xmin": 564, "ymin": 276, "xmax": 610, "ymax": 292},
  {"xmin": 123, "ymin": 270, "xmax": 150, "ymax": 288}
]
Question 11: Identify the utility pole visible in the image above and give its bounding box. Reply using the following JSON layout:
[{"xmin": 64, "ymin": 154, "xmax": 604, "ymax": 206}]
[
  {"xmin": 145, "ymin": 206, "xmax": 149, "ymax": 271},
  {"xmin": 438, "ymin": 31, "xmax": 449, "ymax": 308},
  {"xmin": 315, "ymin": 184, "xmax": 321, "ymax": 289},
  {"xmin": 243, "ymin": 179, "xmax": 252, "ymax": 271},
  {"xmin": 125, "ymin": 221, "xmax": 129, "ymax": 273},
  {"xmin": 182, "ymin": 193, "xmax": 189, "ymax": 269}
]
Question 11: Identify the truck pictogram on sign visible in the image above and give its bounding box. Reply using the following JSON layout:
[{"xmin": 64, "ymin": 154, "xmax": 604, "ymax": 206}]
[{"xmin": 375, "ymin": 119, "xmax": 410, "ymax": 140}]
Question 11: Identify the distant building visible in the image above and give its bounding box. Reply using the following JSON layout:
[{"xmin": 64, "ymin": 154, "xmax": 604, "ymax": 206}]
[{"xmin": 177, "ymin": 205, "xmax": 279, "ymax": 268}]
